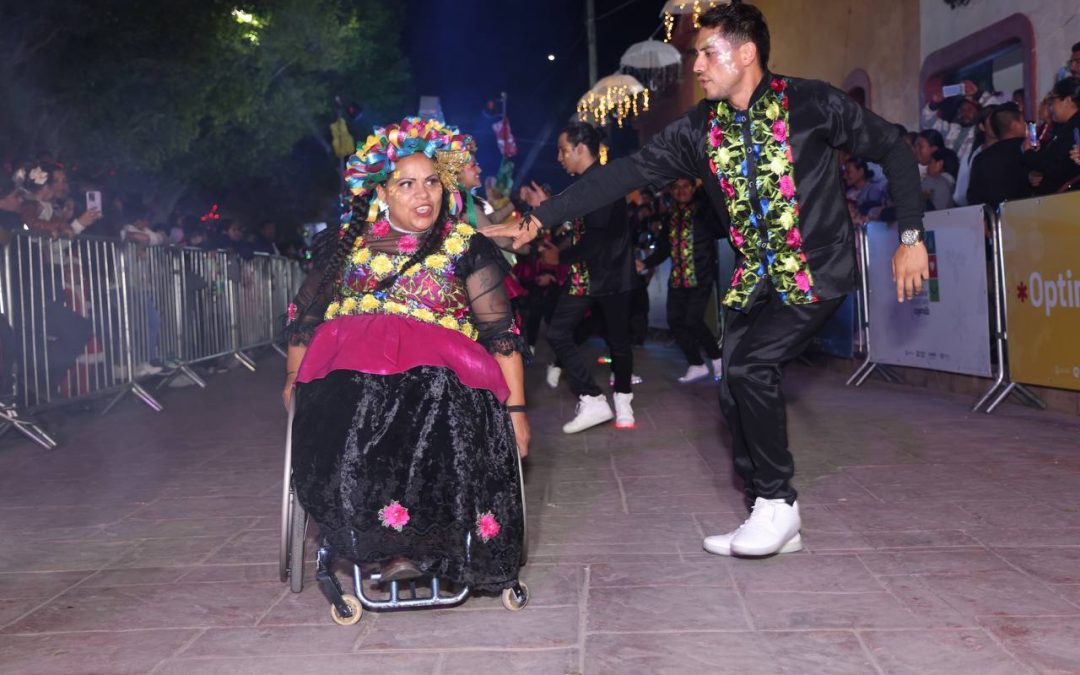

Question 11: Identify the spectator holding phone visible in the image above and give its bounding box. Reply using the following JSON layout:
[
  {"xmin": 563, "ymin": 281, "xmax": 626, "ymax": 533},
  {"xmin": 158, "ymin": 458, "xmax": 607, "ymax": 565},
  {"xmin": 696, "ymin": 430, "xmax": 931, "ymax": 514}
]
[{"xmin": 1023, "ymin": 77, "xmax": 1080, "ymax": 194}]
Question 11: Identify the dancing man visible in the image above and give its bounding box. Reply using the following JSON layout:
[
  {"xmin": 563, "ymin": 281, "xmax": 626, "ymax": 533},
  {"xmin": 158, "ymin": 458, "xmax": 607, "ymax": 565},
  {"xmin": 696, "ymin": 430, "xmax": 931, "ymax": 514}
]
[
  {"xmin": 637, "ymin": 178, "xmax": 726, "ymax": 383},
  {"xmin": 523, "ymin": 121, "xmax": 637, "ymax": 433},
  {"xmin": 487, "ymin": 1, "xmax": 926, "ymax": 556}
]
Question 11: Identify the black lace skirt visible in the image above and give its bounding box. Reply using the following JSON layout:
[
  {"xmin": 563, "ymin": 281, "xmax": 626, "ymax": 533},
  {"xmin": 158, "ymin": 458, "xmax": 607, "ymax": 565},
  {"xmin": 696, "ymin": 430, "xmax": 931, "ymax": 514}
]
[{"xmin": 291, "ymin": 367, "xmax": 524, "ymax": 592}]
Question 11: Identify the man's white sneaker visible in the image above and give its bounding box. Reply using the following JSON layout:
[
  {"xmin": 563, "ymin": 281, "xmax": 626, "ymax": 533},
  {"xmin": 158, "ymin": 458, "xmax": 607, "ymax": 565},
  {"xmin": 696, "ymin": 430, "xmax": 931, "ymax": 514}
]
[
  {"xmin": 613, "ymin": 392, "xmax": 635, "ymax": 429},
  {"xmin": 710, "ymin": 357, "xmax": 723, "ymax": 380},
  {"xmin": 704, "ymin": 527, "xmax": 802, "ymax": 556},
  {"xmin": 546, "ymin": 364, "xmax": 562, "ymax": 389},
  {"xmin": 678, "ymin": 364, "xmax": 710, "ymax": 383},
  {"xmin": 729, "ymin": 497, "xmax": 802, "ymax": 557},
  {"xmin": 562, "ymin": 394, "xmax": 613, "ymax": 434}
]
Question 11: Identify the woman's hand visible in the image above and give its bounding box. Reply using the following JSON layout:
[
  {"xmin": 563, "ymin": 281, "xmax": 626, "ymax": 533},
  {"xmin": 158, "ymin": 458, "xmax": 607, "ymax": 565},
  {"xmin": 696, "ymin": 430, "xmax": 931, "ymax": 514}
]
[
  {"xmin": 510, "ymin": 411, "xmax": 530, "ymax": 458},
  {"xmin": 1069, "ymin": 144, "xmax": 1080, "ymax": 166},
  {"xmin": 77, "ymin": 209, "xmax": 103, "ymax": 228},
  {"xmin": 282, "ymin": 372, "xmax": 297, "ymax": 411}
]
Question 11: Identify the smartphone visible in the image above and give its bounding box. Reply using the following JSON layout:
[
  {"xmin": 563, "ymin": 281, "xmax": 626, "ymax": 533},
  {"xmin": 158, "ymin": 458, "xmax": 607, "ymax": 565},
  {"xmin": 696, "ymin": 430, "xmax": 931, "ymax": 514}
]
[
  {"xmin": 942, "ymin": 83, "xmax": 966, "ymax": 98},
  {"xmin": 85, "ymin": 190, "xmax": 102, "ymax": 213},
  {"xmin": 1026, "ymin": 122, "xmax": 1040, "ymax": 149}
]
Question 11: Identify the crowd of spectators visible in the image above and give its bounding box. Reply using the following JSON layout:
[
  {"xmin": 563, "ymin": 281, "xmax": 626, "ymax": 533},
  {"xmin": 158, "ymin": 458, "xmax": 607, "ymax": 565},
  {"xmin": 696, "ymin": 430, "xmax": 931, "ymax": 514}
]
[
  {"xmin": 0, "ymin": 158, "xmax": 306, "ymax": 263},
  {"xmin": 842, "ymin": 42, "xmax": 1080, "ymax": 220}
]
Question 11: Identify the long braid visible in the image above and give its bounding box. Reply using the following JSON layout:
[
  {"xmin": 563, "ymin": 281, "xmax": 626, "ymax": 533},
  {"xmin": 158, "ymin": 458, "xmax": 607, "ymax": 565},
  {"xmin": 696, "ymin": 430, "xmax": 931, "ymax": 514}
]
[{"xmin": 309, "ymin": 195, "xmax": 366, "ymax": 305}]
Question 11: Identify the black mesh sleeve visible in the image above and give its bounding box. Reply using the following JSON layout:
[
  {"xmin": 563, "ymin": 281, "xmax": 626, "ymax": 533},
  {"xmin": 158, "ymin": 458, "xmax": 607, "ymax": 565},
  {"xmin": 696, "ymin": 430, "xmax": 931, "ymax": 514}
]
[{"xmin": 458, "ymin": 234, "xmax": 527, "ymax": 356}]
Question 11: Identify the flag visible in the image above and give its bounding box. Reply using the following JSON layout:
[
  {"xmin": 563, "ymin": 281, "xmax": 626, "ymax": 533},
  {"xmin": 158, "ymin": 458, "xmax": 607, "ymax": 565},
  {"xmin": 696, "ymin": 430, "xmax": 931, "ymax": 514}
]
[{"xmin": 492, "ymin": 117, "xmax": 518, "ymax": 158}]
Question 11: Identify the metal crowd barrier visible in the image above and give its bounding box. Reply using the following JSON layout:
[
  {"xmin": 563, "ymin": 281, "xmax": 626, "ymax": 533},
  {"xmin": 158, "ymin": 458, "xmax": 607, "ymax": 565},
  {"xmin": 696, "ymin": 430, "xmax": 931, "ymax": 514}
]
[
  {"xmin": 0, "ymin": 233, "xmax": 303, "ymax": 448},
  {"xmin": 838, "ymin": 194, "xmax": 1067, "ymax": 412}
]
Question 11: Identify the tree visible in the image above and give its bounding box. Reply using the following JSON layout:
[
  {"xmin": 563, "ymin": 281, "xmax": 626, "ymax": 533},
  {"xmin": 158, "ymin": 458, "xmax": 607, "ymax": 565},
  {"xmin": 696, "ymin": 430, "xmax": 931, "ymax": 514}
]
[{"xmin": 0, "ymin": 0, "xmax": 412, "ymax": 223}]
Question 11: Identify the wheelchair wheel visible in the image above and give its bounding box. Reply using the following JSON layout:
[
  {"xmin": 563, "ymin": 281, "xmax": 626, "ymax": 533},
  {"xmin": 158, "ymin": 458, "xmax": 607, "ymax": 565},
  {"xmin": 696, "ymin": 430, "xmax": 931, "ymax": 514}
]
[
  {"xmin": 288, "ymin": 490, "xmax": 307, "ymax": 593},
  {"xmin": 279, "ymin": 396, "xmax": 296, "ymax": 584},
  {"xmin": 330, "ymin": 594, "xmax": 363, "ymax": 626},
  {"xmin": 501, "ymin": 581, "xmax": 529, "ymax": 612}
]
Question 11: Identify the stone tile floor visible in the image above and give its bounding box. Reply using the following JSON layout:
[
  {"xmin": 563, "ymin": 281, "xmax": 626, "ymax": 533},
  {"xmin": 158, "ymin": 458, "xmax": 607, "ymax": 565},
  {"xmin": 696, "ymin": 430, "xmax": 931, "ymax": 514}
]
[{"xmin": 1, "ymin": 341, "xmax": 1079, "ymax": 674}]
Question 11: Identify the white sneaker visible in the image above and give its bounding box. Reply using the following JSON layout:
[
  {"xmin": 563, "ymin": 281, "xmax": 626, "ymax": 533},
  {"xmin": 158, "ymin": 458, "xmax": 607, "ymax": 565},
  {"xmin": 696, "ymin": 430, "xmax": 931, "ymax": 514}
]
[
  {"xmin": 562, "ymin": 394, "xmax": 613, "ymax": 434},
  {"xmin": 677, "ymin": 364, "xmax": 710, "ymax": 383},
  {"xmin": 546, "ymin": 365, "xmax": 562, "ymax": 389},
  {"xmin": 613, "ymin": 392, "xmax": 635, "ymax": 429},
  {"xmin": 608, "ymin": 373, "xmax": 644, "ymax": 387},
  {"xmin": 728, "ymin": 498, "xmax": 803, "ymax": 557},
  {"xmin": 710, "ymin": 357, "xmax": 723, "ymax": 380},
  {"xmin": 704, "ymin": 527, "xmax": 803, "ymax": 556},
  {"xmin": 135, "ymin": 363, "xmax": 163, "ymax": 377}
]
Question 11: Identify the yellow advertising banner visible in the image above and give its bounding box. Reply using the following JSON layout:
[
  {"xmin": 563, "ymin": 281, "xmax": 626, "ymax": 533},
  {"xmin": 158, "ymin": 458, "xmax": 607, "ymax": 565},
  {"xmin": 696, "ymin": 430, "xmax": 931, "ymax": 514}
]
[{"xmin": 1000, "ymin": 192, "xmax": 1080, "ymax": 391}]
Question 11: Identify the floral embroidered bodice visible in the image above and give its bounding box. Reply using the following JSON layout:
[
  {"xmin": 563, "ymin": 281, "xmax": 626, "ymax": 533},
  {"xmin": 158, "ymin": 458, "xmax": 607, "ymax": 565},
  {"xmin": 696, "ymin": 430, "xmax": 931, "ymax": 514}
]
[
  {"xmin": 324, "ymin": 221, "xmax": 480, "ymax": 340},
  {"xmin": 707, "ymin": 76, "xmax": 818, "ymax": 309}
]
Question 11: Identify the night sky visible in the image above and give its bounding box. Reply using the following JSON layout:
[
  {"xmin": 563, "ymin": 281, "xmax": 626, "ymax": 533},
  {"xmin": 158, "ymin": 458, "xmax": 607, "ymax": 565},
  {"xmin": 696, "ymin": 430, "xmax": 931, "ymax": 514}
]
[{"xmin": 403, "ymin": 0, "xmax": 666, "ymax": 193}]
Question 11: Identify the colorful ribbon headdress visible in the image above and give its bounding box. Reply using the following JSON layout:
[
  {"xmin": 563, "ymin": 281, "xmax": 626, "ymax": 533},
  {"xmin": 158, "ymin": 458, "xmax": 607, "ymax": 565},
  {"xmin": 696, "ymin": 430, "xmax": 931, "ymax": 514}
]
[{"xmin": 343, "ymin": 117, "xmax": 467, "ymax": 221}]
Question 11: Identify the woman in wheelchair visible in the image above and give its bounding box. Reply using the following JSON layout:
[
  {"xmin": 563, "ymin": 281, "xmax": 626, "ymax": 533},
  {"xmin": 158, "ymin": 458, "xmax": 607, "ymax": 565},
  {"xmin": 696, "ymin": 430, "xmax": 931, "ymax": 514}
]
[{"xmin": 283, "ymin": 117, "xmax": 529, "ymax": 593}]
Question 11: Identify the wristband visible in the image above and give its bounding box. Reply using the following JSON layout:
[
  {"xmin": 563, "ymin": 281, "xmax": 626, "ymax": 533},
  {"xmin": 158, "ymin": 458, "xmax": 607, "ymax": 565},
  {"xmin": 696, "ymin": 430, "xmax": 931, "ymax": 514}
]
[{"xmin": 506, "ymin": 405, "xmax": 527, "ymax": 413}]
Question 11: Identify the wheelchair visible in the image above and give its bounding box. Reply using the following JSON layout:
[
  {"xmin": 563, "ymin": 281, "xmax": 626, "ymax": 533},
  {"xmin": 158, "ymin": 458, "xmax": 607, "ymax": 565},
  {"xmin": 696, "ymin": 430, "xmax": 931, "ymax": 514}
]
[{"xmin": 279, "ymin": 397, "xmax": 529, "ymax": 625}]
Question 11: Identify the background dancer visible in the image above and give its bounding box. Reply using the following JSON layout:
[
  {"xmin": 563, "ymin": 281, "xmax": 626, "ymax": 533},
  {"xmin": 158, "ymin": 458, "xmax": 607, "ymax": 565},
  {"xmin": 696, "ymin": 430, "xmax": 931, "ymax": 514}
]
[
  {"xmin": 527, "ymin": 121, "xmax": 637, "ymax": 433},
  {"xmin": 637, "ymin": 178, "xmax": 726, "ymax": 383}
]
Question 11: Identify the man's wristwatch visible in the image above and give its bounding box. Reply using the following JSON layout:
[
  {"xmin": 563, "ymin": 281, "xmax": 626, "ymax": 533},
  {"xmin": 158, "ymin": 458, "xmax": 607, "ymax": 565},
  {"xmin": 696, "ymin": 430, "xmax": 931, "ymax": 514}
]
[{"xmin": 900, "ymin": 229, "xmax": 923, "ymax": 247}]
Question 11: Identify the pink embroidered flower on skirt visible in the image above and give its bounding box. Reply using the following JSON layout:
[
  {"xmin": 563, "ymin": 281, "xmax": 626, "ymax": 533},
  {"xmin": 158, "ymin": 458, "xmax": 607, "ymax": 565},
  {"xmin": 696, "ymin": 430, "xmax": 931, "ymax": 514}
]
[
  {"xmin": 378, "ymin": 501, "xmax": 410, "ymax": 532},
  {"xmin": 286, "ymin": 303, "xmax": 297, "ymax": 324},
  {"xmin": 731, "ymin": 266, "xmax": 744, "ymax": 286},
  {"xmin": 371, "ymin": 220, "xmax": 390, "ymax": 238},
  {"xmin": 397, "ymin": 234, "xmax": 418, "ymax": 254},
  {"xmin": 729, "ymin": 227, "xmax": 746, "ymax": 248},
  {"xmin": 795, "ymin": 270, "xmax": 812, "ymax": 292},
  {"xmin": 785, "ymin": 227, "xmax": 802, "ymax": 249},
  {"xmin": 772, "ymin": 120, "xmax": 787, "ymax": 143},
  {"xmin": 778, "ymin": 175, "xmax": 796, "ymax": 200},
  {"xmin": 476, "ymin": 511, "xmax": 501, "ymax": 542}
]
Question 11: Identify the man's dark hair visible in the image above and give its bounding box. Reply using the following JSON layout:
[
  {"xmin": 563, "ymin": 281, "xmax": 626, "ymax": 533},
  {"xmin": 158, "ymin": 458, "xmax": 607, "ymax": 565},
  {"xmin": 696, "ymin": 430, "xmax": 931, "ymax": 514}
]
[
  {"xmin": 990, "ymin": 106, "xmax": 1022, "ymax": 138},
  {"xmin": 698, "ymin": 1, "xmax": 771, "ymax": 68},
  {"xmin": 561, "ymin": 121, "xmax": 604, "ymax": 158},
  {"xmin": 1072, "ymin": 41, "xmax": 1080, "ymax": 53},
  {"xmin": 1050, "ymin": 76, "xmax": 1080, "ymax": 105},
  {"xmin": 931, "ymin": 148, "xmax": 960, "ymax": 180},
  {"xmin": 917, "ymin": 129, "xmax": 945, "ymax": 150},
  {"xmin": 845, "ymin": 157, "xmax": 875, "ymax": 181}
]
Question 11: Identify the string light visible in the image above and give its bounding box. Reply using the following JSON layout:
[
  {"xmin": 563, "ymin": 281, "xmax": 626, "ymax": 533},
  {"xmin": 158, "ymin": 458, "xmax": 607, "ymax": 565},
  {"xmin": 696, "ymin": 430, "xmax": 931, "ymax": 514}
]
[
  {"xmin": 577, "ymin": 85, "xmax": 651, "ymax": 128},
  {"xmin": 662, "ymin": 0, "xmax": 723, "ymax": 42}
]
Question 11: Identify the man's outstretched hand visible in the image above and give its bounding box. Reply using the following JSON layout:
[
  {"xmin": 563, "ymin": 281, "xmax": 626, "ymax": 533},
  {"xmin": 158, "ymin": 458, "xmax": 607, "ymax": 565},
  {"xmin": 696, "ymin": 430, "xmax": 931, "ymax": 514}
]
[
  {"xmin": 479, "ymin": 214, "xmax": 543, "ymax": 249},
  {"xmin": 891, "ymin": 243, "xmax": 930, "ymax": 303}
]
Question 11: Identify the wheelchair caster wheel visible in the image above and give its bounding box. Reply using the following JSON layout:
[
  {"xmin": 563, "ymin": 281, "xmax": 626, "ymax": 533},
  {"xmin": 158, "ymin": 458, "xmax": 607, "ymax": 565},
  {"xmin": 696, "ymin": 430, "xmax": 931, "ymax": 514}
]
[
  {"xmin": 330, "ymin": 594, "xmax": 363, "ymax": 625},
  {"xmin": 501, "ymin": 581, "xmax": 529, "ymax": 611}
]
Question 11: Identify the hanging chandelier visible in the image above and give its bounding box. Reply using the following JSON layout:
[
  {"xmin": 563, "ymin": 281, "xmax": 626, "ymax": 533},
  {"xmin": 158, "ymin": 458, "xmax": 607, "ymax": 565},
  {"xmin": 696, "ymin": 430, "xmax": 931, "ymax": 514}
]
[
  {"xmin": 576, "ymin": 74, "xmax": 650, "ymax": 128},
  {"xmin": 660, "ymin": 0, "xmax": 729, "ymax": 42}
]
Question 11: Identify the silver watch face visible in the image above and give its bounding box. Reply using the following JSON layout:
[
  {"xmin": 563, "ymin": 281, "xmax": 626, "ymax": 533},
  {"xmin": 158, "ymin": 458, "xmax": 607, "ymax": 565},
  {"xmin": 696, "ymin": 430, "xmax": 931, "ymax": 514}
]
[{"xmin": 900, "ymin": 229, "xmax": 921, "ymax": 246}]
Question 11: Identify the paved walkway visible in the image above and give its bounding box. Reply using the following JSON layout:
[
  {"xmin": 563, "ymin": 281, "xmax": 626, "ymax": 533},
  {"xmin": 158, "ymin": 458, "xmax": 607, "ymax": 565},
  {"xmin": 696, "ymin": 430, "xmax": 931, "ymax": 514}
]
[{"xmin": 1, "ymin": 340, "xmax": 1079, "ymax": 674}]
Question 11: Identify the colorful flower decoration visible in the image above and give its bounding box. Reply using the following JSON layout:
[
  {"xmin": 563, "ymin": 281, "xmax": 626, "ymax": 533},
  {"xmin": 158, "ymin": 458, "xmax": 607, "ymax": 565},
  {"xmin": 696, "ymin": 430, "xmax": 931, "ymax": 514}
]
[
  {"xmin": 476, "ymin": 511, "xmax": 501, "ymax": 542},
  {"xmin": 378, "ymin": 500, "xmax": 410, "ymax": 531}
]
